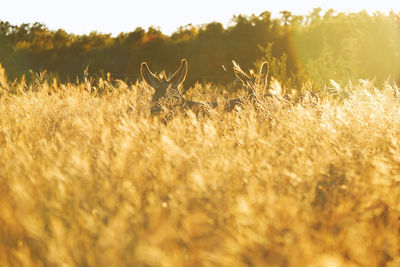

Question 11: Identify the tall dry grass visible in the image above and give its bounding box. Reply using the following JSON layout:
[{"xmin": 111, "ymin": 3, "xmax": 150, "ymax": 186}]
[{"xmin": 0, "ymin": 71, "xmax": 400, "ymax": 266}]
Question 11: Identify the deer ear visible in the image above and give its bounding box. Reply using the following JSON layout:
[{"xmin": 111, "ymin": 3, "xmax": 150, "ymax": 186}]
[
  {"xmin": 170, "ymin": 59, "xmax": 188, "ymax": 88},
  {"xmin": 259, "ymin": 61, "xmax": 269, "ymax": 83},
  {"xmin": 232, "ymin": 60, "xmax": 250, "ymax": 84},
  {"xmin": 260, "ymin": 61, "xmax": 269, "ymax": 77},
  {"xmin": 140, "ymin": 62, "xmax": 160, "ymax": 88}
]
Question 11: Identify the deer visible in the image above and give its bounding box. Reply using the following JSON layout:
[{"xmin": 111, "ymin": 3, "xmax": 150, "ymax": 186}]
[
  {"xmin": 231, "ymin": 60, "xmax": 272, "ymax": 102},
  {"xmin": 140, "ymin": 59, "xmax": 206, "ymax": 116},
  {"xmin": 140, "ymin": 59, "xmax": 271, "ymax": 117},
  {"xmin": 201, "ymin": 60, "xmax": 272, "ymax": 112}
]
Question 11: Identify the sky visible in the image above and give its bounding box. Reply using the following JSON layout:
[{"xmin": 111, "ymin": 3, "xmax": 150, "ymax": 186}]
[{"xmin": 1, "ymin": 0, "xmax": 400, "ymax": 36}]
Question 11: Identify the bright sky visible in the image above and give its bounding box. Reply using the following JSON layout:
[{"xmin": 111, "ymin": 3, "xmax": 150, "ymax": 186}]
[{"xmin": 1, "ymin": 0, "xmax": 400, "ymax": 36}]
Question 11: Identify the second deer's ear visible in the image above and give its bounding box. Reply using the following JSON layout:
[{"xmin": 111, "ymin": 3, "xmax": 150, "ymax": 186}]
[
  {"xmin": 232, "ymin": 60, "xmax": 250, "ymax": 84},
  {"xmin": 260, "ymin": 61, "xmax": 269, "ymax": 77},
  {"xmin": 170, "ymin": 59, "xmax": 188, "ymax": 88},
  {"xmin": 259, "ymin": 61, "xmax": 269, "ymax": 83},
  {"xmin": 140, "ymin": 62, "xmax": 160, "ymax": 89}
]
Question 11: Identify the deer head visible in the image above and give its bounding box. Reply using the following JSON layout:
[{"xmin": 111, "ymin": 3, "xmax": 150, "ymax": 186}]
[
  {"xmin": 140, "ymin": 59, "xmax": 188, "ymax": 114},
  {"xmin": 232, "ymin": 60, "xmax": 269, "ymax": 96}
]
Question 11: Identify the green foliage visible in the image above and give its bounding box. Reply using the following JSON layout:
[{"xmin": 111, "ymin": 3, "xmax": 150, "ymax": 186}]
[
  {"xmin": 294, "ymin": 10, "xmax": 400, "ymax": 87},
  {"xmin": 0, "ymin": 9, "xmax": 400, "ymax": 89}
]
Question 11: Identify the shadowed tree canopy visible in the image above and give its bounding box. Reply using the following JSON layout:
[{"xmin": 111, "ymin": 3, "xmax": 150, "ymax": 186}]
[{"xmin": 0, "ymin": 8, "xmax": 400, "ymax": 88}]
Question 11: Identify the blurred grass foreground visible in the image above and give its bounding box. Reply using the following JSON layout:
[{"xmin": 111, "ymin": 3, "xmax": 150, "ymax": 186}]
[{"xmin": 0, "ymin": 60, "xmax": 400, "ymax": 266}]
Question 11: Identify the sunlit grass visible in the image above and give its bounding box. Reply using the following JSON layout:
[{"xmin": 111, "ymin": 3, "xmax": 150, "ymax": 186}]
[{"xmin": 0, "ymin": 70, "xmax": 400, "ymax": 266}]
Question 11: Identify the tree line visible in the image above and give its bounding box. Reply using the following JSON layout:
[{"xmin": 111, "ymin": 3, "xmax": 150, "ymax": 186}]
[{"xmin": 0, "ymin": 8, "xmax": 400, "ymax": 88}]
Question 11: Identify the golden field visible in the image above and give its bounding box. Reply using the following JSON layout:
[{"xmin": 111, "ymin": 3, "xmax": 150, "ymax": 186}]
[{"xmin": 0, "ymin": 71, "xmax": 400, "ymax": 266}]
